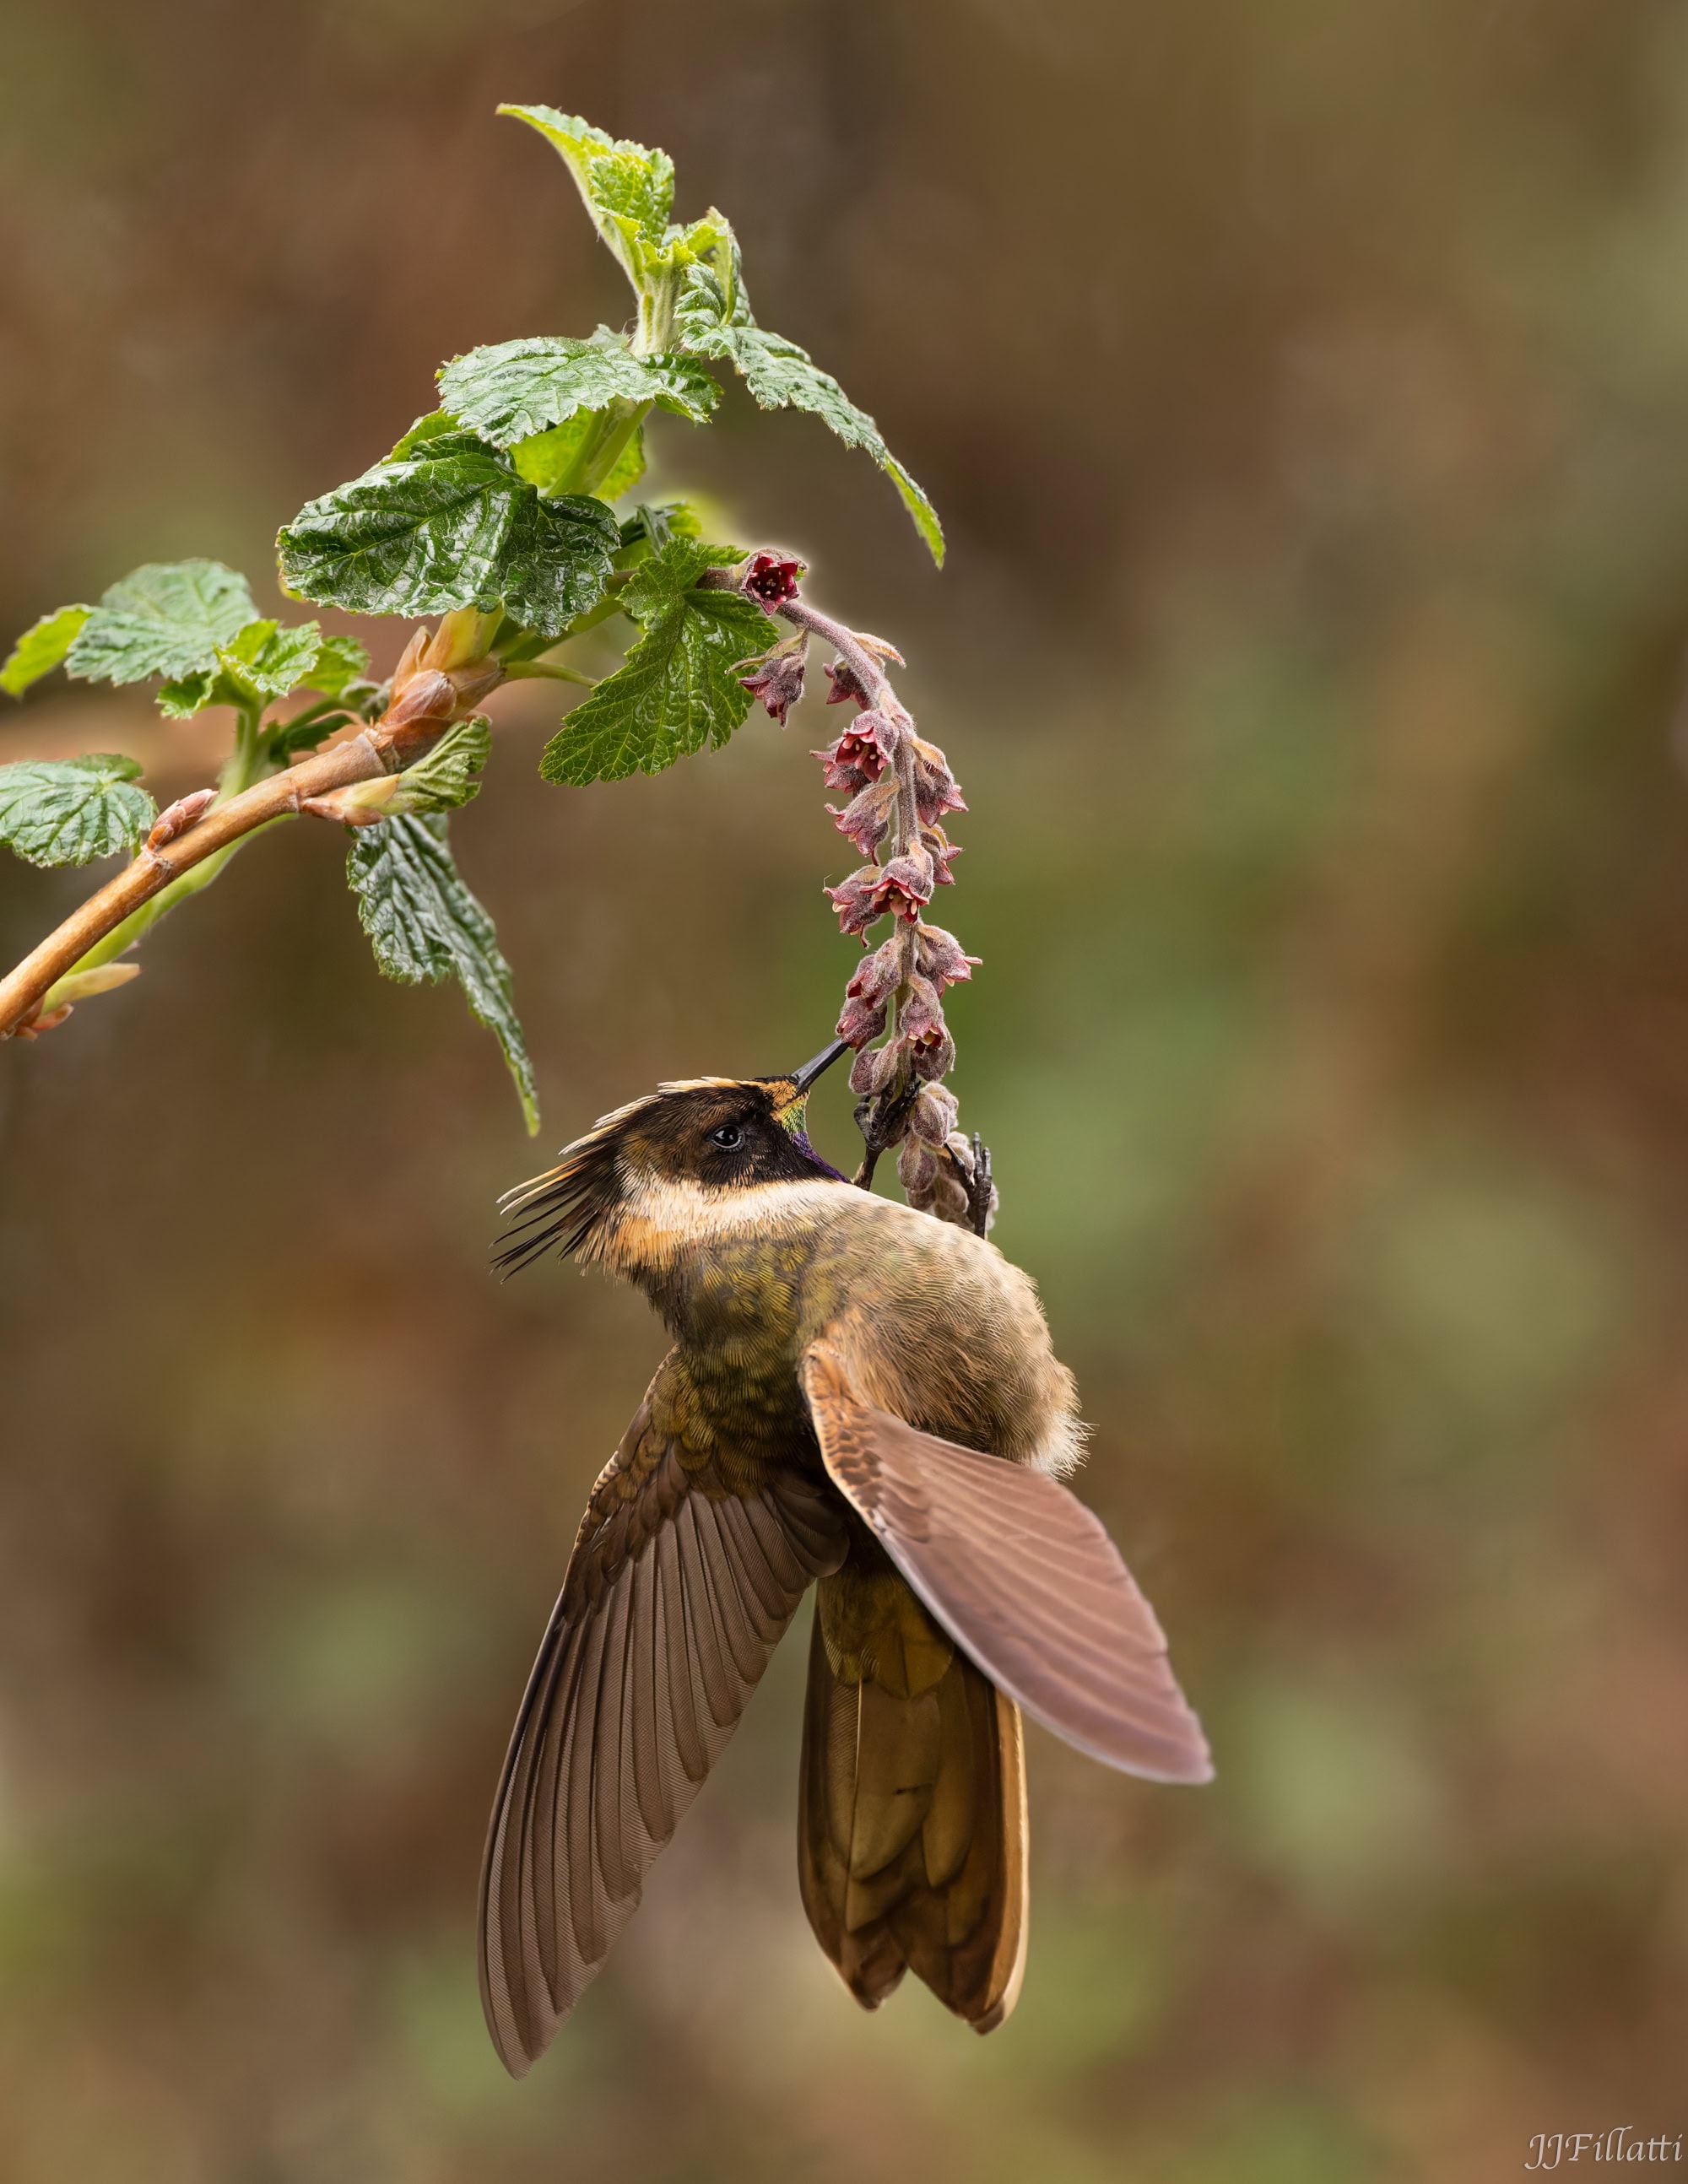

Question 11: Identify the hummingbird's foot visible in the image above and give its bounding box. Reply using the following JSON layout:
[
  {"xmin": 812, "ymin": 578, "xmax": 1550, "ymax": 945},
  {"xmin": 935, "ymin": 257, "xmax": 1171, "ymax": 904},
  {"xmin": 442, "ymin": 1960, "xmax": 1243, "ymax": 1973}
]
[
  {"xmin": 852, "ymin": 1078, "xmax": 922, "ymax": 1189},
  {"xmin": 966, "ymin": 1133, "xmax": 994, "ymax": 1237}
]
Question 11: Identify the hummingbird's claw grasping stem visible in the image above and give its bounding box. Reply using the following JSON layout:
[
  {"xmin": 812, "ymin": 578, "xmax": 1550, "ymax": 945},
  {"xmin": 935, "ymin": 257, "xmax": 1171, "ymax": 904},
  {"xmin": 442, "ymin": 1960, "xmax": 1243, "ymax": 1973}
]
[
  {"xmin": 967, "ymin": 1133, "xmax": 994, "ymax": 1237},
  {"xmin": 852, "ymin": 1077, "xmax": 922, "ymax": 1189}
]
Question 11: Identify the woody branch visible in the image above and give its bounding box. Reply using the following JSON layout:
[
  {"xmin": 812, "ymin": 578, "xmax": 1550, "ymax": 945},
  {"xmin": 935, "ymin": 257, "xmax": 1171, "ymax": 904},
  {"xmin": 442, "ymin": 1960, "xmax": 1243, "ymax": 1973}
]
[{"xmin": 0, "ymin": 616, "xmax": 504, "ymax": 1041}]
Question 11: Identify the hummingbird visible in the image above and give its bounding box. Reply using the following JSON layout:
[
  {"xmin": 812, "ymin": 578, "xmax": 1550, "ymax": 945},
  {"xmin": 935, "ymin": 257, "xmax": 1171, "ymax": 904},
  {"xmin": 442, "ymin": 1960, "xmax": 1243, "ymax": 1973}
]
[{"xmin": 480, "ymin": 1038, "xmax": 1211, "ymax": 2075}]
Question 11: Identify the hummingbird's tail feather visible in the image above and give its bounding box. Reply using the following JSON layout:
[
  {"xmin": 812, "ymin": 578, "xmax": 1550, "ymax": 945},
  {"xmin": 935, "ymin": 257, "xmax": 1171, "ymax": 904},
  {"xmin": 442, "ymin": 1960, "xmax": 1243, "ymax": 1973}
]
[{"xmin": 798, "ymin": 1554, "xmax": 1029, "ymax": 2032}]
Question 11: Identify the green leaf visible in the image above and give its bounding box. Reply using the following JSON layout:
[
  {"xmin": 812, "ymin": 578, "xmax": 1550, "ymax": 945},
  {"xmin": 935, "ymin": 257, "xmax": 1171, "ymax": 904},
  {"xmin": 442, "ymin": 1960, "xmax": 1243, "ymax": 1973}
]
[
  {"xmin": 388, "ymin": 716, "xmax": 491, "ymax": 814},
  {"xmin": 346, "ymin": 812, "xmax": 537, "ymax": 1133},
  {"xmin": 155, "ymin": 670, "xmax": 216, "ymax": 719},
  {"xmin": 217, "ymin": 618, "xmax": 324, "ymax": 705},
  {"xmin": 539, "ymin": 538, "xmax": 768, "ymax": 787},
  {"xmin": 66, "ymin": 560, "xmax": 258, "ymax": 684},
  {"xmin": 278, "ymin": 435, "xmax": 619, "ymax": 638},
  {"xmin": 439, "ymin": 329, "xmax": 717, "ymax": 447},
  {"xmin": 0, "ymin": 753, "xmax": 155, "ymax": 867},
  {"xmin": 498, "ymin": 106, "xmax": 675, "ymax": 284},
  {"xmin": 152, "ymin": 617, "xmax": 325, "ymax": 717},
  {"xmin": 2, "ymin": 605, "xmax": 92, "ymax": 698},
  {"xmin": 304, "ymin": 632, "xmax": 372, "ymax": 699},
  {"xmin": 389, "ymin": 409, "xmax": 461, "ymax": 459},
  {"xmin": 675, "ymin": 269, "xmax": 944, "ymax": 565}
]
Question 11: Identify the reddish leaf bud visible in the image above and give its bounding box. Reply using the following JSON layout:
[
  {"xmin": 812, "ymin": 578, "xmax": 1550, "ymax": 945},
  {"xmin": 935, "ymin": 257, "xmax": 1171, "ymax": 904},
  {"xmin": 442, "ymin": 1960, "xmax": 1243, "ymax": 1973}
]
[
  {"xmin": 741, "ymin": 551, "xmax": 803, "ymax": 609},
  {"xmin": 389, "ymin": 628, "xmax": 429, "ymax": 692},
  {"xmin": 911, "ymin": 738, "xmax": 967, "ymax": 826},
  {"xmin": 827, "ymin": 776, "xmax": 899, "ymax": 860},
  {"xmin": 145, "ymin": 787, "xmax": 218, "ymax": 851},
  {"xmin": 386, "ymin": 668, "xmax": 456, "ymax": 728},
  {"xmin": 445, "ymin": 657, "xmax": 503, "ymax": 711},
  {"xmin": 738, "ymin": 635, "xmax": 808, "ymax": 725},
  {"xmin": 914, "ymin": 922, "xmax": 981, "ymax": 990}
]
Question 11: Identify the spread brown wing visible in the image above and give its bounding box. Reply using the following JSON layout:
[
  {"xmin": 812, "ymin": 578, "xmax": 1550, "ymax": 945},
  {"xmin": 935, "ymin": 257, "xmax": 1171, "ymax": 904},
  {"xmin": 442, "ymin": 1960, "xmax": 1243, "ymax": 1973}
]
[
  {"xmin": 479, "ymin": 1354, "xmax": 847, "ymax": 2075},
  {"xmin": 801, "ymin": 1345, "xmax": 1213, "ymax": 1787}
]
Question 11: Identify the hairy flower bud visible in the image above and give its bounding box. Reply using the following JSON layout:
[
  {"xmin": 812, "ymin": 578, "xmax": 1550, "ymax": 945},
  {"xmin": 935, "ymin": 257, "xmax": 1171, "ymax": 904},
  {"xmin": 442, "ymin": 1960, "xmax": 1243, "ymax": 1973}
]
[
  {"xmin": 827, "ymin": 776, "xmax": 899, "ymax": 860},
  {"xmin": 847, "ymin": 936, "xmax": 904, "ymax": 1008},
  {"xmin": 898, "ymin": 1137, "xmax": 939, "ymax": 1196},
  {"xmin": 910, "ymin": 1083, "xmax": 960, "ymax": 1145},
  {"xmin": 913, "ymin": 922, "xmax": 980, "ymax": 991},
  {"xmin": 849, "ymin": 1035, "xmax": 905, "ymax": 1097},
  {"xmin": 911, "ymin": 738, "xmax": 966, "ymax": 826},
  {"xmin": 825, "ymin": 658, "xmax": 870, "ymax": 707},
  {"xmin": 738, "ymin": 634, "xmax": 808, "ymax": 725},
  {"xmin": 919, "ymin": 822, "xmax": 961, "ymax": 887},
  {"xmin": 836, "ymin": 990, "xmax": 889, "ymax": 1047},
  {"xmin": 741, "ymin": 551, "xmax": 803, "ymax": 608}
]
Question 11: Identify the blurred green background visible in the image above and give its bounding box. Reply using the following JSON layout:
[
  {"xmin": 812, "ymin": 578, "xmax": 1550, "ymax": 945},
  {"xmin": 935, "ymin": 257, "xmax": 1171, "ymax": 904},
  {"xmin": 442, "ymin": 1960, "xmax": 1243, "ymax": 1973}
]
[{"xmin": 3, "ymin": 2, "xmax": 1688, "ymax": 2177}]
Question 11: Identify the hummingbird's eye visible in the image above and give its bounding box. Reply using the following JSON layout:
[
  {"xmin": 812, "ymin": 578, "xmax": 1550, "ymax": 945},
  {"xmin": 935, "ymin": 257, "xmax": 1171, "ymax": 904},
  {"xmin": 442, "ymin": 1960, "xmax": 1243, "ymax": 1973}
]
[{"xmin": 709, "ymin": 1124, "xmax": 745, "ymax": 1150}]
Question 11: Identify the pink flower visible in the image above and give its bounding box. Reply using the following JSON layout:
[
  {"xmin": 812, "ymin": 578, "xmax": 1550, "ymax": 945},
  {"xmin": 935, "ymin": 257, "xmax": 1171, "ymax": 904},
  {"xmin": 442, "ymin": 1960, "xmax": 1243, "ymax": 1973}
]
[
  {"xmin": 911, "ymin": 1026, "xmax": 955, "ymax": 1081},
  {"xmin": 825, "ymin": 867, "xmax": 884, "ymax": 938},
  {"xmin": 914, "ymin": 922, "xmax": 980, "ymax": 990},
  {"xmin": 741, "ymin": 552, "xmax": 803, "ymax": 608},
  {"xmin": 827, "ymin": 776, "xmax": 898, "ymax": 859},
  {"xmin": 911, "ymin": 738, "xmax": 966, "ymax": 826},
  {"xmin": 900, "ymin": 972, "xmax": 948, "ymax": 1052},
  {"xmin": 871, "ymin": 846, "xmax": 934, "ymax": 922},
  {"xmin": 812, "ymin": 709, "xmax": 897, "ymax": 793},
  {"xmin": 738, "ymin": 635, "xmax": 807, "ymax": 725}
]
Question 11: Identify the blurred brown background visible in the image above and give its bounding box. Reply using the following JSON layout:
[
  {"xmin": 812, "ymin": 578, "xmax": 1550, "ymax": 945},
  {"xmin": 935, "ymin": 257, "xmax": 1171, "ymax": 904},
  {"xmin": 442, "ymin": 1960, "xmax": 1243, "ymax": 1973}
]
[{"xmin": 3, "ymin": 1, "xmax": 1688, "ymax": 2177}]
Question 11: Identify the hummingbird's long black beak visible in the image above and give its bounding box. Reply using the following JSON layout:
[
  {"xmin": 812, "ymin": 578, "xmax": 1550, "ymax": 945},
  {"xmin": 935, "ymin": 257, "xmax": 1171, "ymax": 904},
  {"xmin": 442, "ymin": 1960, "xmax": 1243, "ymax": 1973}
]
[{"xmin": 787, "ymin": 1035, "xmax": 852, "ymax": 1097}]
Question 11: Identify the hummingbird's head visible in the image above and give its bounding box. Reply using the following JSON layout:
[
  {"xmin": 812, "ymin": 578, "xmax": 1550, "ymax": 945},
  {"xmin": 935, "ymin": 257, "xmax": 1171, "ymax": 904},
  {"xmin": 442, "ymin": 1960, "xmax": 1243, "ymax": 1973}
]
[{"xmin": 494, "ymin": 1038, "xmax": 853, "ymax": 1276}]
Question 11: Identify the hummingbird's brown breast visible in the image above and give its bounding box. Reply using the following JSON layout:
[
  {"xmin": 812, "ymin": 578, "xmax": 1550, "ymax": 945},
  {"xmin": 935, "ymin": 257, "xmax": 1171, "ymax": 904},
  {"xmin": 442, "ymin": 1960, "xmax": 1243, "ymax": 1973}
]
[{"xmin": 602, "ymin": 1177, "xmax": 1085, "ymax": 1482}]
